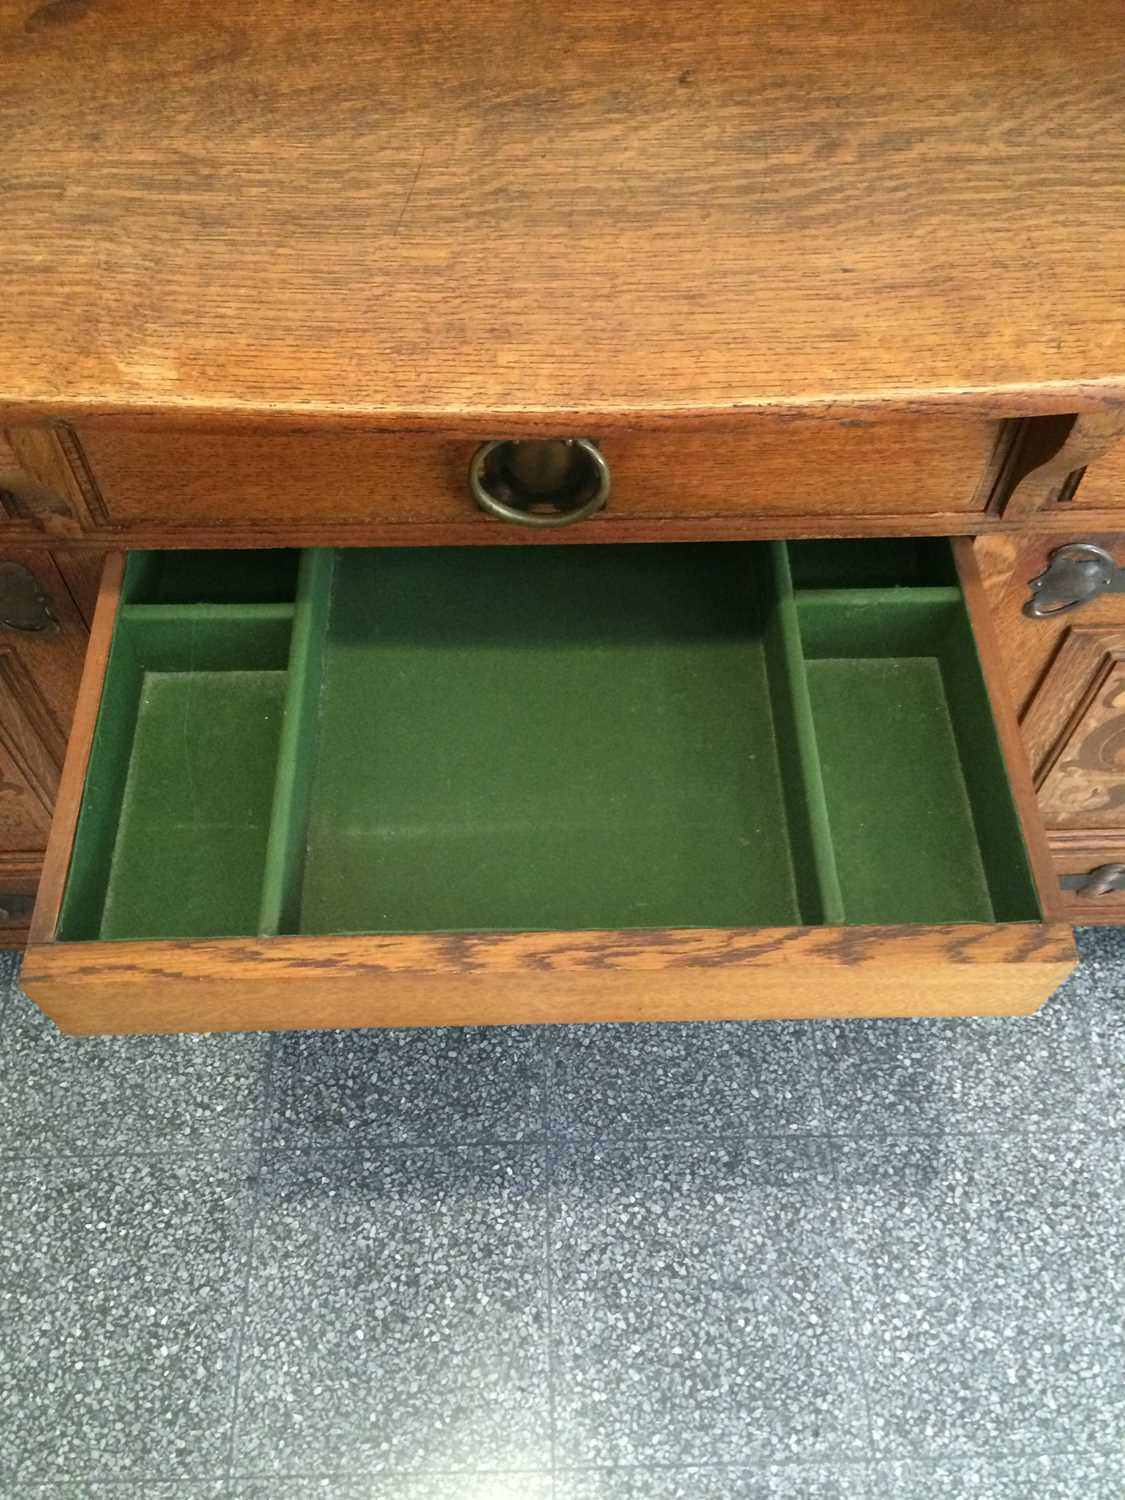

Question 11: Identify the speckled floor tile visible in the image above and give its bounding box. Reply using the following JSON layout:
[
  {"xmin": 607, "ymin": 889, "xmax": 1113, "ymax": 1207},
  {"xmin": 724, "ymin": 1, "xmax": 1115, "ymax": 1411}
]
[
  {"xmin": 0, "ymin": 979, "xmax": 268, "ymax": 1155},
  {"xmin": 233, "ymin": 1146, "xmax": 550, "ymax": 1476},
  {"xmin": 1053, "ymin": 959, "xmax": 1125, "ymax": 1131},
  {"xmin": 834, "ymin": 1134, "xmax": 1125, "ymax": 1457},
  {"xmin": 266, "ymin": 1026, "xmax": 544, "ymax": 1148},
  {"xmin": 546, "ymin": 1022, "xmax": 821, "ymax": 1139},
  {"xmin": 0, "ymin": 946, "xmax": 19, "ymax": 993},
  {"xmin": 872, "ymin": 1451, "xmax": 1125, "ymax": 1498},
  {"xmin": 813, "ymin": 986, "xmax": 1099, "ymax": 1137},
  {"xmin": 550, "ymin": 1138, "xmax": 869, "ymax": 1467},
  {"xmin": 554, "ymin": 1463, "xmax": 870, "ymax": 1497},
  {"xmin": 0, "ymin": 1155, "xmax": 255, "ymax": 1484},
  {"xmin": 228, "ymin": 1476, "xmax": 553, "ymax": 1498},
  {"xmin": 0, "ymin": 973, "xmax": 75, "ymax": 1154},
  {"xmin": 1076, "ymin": 925, "xmax": 1125, "ymax": 962}
]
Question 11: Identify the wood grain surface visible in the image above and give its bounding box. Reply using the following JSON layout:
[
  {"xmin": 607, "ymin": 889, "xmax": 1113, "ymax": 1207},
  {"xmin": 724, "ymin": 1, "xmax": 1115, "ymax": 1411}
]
[
  {"xmin": 3, "ymin": 0, "xmax": 1125, "ymax": 429},
  {"xmin": 20, "ymin": 923, "xmax": 1077, "ymax": 1034}
]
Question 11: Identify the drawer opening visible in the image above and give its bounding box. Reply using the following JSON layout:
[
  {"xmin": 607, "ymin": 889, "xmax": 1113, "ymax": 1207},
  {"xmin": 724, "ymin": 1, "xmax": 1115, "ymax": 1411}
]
[{"xmin": 56, "ymin": 542, "xmax": 1041, "ymax": 944}]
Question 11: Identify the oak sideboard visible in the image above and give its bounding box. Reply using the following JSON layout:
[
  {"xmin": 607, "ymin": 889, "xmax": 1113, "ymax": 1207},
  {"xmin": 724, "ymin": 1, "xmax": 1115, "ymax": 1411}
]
[{"xmin": 4, "ymin": 0, "xmax": 1125, "ymax": 1031}]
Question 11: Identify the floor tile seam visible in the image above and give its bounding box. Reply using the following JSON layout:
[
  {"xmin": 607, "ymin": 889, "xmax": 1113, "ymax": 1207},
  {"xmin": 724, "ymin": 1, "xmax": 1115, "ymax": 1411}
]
[{"xmin": 223, "ymin": 1034, "xmax": 279, "ymax": 1485}]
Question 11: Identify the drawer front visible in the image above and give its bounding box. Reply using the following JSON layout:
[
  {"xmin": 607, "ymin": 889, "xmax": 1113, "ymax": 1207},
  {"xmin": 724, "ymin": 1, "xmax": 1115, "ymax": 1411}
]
[
  {"xmin": 1049, "ymin": 832, "xmax": 1125, "ymax": 924},
  {"xmin": 72, "ymin": 417, "xmax": 1001, "ymax": 535},
  {"xmin": 21, "ymin": 538, "xmax": 1073, "ymax": 1034},
  {"xmin": 0, "ymin": 856, "xmax": 39, "ymax": 944}
]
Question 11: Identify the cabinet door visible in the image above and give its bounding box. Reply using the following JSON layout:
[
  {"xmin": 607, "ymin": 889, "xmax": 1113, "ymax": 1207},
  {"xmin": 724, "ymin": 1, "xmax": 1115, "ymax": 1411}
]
[
  {"xmin": 975, "ymin": 531, "xmax": 1125, "ymax": 920},
  {"xmin": 0, "ymin": 550, "xmax": 91, "ymax": 943}
]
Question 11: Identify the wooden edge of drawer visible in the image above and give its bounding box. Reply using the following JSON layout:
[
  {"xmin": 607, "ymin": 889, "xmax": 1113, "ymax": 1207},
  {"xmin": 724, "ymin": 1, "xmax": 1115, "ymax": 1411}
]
[
  {"xmin": 20, "ymin": 925, "xmax": 1076, "ymax": 1035},
  {"xmin": 20, "ymin": 542, "xmax": 1077, "ymax": 1035}
]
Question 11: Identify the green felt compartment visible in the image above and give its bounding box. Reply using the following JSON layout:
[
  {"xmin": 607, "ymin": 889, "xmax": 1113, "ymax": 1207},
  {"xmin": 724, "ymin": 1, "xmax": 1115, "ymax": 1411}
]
[
  {"xmin": 258, "ymin": 550, "xmax": 336, "ymax": 935},
  {"xmin": 787, "ymin": 538, "xmax": 956, "ymax": 589},
  {"xmin": 297, "ymin": 545, "xmax": 807, "ymax": 934},
  {"xmin": 57, "ymin": 540, "xmax": 1041, "ymax": 944},
  {"xmin": 797, "ymin": 590, "xmax": 1039, "ymax": 925},
  {"xmin": 122, "ymin": 549, "xmax": 300, "ymax": 604},
  {"xmin": 58, "ymin": 610, "xmax": 292, "ymax": 941},
  {"xmin": 759, "ymin": 543, "xmax": 845, "ymax": 925}
]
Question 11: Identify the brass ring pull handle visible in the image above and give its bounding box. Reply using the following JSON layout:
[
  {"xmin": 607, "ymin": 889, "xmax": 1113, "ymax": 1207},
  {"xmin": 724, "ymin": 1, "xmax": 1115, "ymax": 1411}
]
[{"xmin": 470, "ymin": 438, "xmax": 610, "ymax": 528}]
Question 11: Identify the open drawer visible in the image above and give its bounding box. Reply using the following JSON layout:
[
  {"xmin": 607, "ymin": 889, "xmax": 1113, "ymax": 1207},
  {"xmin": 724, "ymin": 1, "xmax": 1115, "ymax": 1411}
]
[{"xmin": 22, "ymin": 539, "xmax": 1075, "ymax": 1034}]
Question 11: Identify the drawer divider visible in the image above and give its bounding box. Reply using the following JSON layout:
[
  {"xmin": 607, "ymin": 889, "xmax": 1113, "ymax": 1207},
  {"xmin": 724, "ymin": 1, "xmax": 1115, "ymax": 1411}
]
[
  {"xmin": 762, "ymin": 542, "xmax": 846, "ymax": 925},
  {"xmin": 258, "ymin": 549, "xmax": 336, "ymax": 936}
]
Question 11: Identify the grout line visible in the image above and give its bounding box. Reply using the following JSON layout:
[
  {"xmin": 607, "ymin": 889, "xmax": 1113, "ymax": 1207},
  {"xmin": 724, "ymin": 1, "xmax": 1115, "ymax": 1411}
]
[
  {"xmin": 222, "ymin": 1031, "xmax": 279, "ymax": 1486},
  {"xmin": 540, "ymin": 1028, "xmax": 559, "ymax": 1480},
  {"xmin": 2, "ymin": 1121, "xmax": 1124, "ymax": 1169},
  {"xmin": 217, "ymin": 1444, "xmax": 1125, "ymax": 1482},
  {"xmin": 9, "ymin": 1480, "xmax": 232, "ymax": 1492},
  {"xmin": 809, "ymin": 1027, "xmax": 878, "ymax": 1464},
  {"xmin": 228, "ymin": 1476, "xmax": 561, "ymax": 1488}
]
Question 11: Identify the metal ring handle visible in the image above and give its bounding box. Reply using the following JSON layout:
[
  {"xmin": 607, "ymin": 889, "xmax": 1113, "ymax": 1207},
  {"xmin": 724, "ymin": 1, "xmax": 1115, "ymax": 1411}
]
[{"xmin": 469, "ymin": 439, "xmax": 610, "ymax": 529}]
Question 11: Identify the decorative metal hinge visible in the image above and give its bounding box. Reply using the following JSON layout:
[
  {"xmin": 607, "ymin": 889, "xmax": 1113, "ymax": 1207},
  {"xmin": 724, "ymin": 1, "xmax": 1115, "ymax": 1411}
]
[
  {"xmin": 0, "ymin": 561, "xmax": 57, "ymax": 632},
  {"xmin": 1059, "ymin": 863, "xmax": 1125, "ymax": 897},
  {"xmin": 1024, "ymin": 543, "xmax": 1125, "ymax": 618}
]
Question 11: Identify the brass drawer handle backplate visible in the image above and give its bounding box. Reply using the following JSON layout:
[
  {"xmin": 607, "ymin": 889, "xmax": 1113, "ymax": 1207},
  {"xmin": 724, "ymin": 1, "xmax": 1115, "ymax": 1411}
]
[
  {"xmin": 0, "ymin": 561, "xmax": 57, "ymax": 633},
  {"xmin": 1024, "ymin": 543, "xmax": 1125, "ymax": 618},
  {"xmin": 470, "ymin": 438, "xmax": 610, "ymax": 528},
  {"xmin": 1060, "ymin": 863, "xmax": 1125, "ymax": 897}
]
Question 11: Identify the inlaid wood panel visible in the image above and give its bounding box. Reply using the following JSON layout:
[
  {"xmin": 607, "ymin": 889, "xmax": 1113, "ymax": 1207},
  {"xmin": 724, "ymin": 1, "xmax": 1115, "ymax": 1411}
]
[{"xmin": 1026, "ymin": 627, "xmax": 1125, "ymax": 829}]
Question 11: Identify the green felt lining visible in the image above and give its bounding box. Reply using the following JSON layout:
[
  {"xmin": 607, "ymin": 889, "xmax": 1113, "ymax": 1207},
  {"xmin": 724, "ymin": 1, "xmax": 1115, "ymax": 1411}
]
[
  {"xmin": 257, "ymin": 550, "xmax": 336, "ymax": 935},
  {"xmin": 122, "ymin": 549, "xmax": 300, "ymax": 604},
  {"xmin": 58, "ymin": 609, "xmax": 293, "ymax": 941},
  {"xmin": 296, "ymin": 546, "xmax": 809, "ymax": 934},
  {"xmin": 58, "ymin": 542, "xmax": 1041, "ymax": 942}
]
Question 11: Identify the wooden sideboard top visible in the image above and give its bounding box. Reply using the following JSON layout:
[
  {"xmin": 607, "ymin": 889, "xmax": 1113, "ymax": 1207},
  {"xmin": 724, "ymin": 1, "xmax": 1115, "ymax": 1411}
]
[{"xmin": 2, "ymin": 0, "xmax": 1124, "ymax": 431}]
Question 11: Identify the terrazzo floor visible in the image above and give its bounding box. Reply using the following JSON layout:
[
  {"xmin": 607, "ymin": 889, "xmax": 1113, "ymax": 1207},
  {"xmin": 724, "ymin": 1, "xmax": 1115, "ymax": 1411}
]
[{"xmin": 0, "ymin": 929, "xmax": 1122, "ymax": 1499}]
